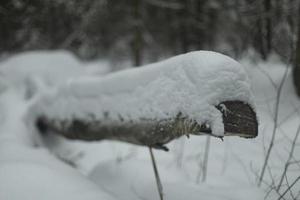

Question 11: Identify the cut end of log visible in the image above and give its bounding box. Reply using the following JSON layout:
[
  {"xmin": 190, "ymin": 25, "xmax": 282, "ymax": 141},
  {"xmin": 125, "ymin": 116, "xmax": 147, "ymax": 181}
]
[{"xmin": 216, "ymin": 101, "xmax": 258, "ymax": 138}]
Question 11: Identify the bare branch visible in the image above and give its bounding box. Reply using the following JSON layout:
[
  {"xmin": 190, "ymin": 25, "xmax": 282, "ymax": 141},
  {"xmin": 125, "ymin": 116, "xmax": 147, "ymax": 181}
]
[
  {"xmin": 258, "ymin": 66, "xmax": 290, "ymax": 186},
  {"xmin": 277, "ymin": 123, "xmax": 300, "ymax": 191},
  {"xmin": 277, "ymin": 176, "xmax": 300, "ymax": 200},
  {"xmin": 149, "ymin": 147, "xmax": 164, "ymax": 200},
  {"xmin": 201, "ymin": 136, "xmax": 211, "ymax": 183}
]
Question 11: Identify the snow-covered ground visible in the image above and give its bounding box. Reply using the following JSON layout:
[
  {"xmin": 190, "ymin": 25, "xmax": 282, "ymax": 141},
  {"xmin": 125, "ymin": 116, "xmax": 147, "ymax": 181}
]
[{"xmin": 0, "ymin": 50, "xmax": 299, "ymax": 200}]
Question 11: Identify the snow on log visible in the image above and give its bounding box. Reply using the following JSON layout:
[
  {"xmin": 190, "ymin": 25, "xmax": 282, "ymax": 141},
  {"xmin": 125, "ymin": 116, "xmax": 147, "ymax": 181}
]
[{"xmin": 29, "ymin": 51, "xmax": 258, "ymax": 148}]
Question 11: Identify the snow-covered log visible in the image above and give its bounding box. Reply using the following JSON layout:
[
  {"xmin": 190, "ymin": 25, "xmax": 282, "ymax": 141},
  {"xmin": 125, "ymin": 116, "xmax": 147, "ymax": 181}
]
[{"xmin": 29, "ymin": 51, "xmax": 258, "ymax": 149}]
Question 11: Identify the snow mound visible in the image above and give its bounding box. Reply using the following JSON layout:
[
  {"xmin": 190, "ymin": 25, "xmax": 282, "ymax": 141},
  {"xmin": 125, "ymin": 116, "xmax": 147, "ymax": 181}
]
[
  {"xmin": 29, "ymin": 51, "xmax": 254, "ymax": 136},
  {"xmin": 0, "ymin": 50, "xmax": 83, "ymax": 87},
  {"xmin": 0, "ymin": 50, "xmax": 110, "ymax": 93},
  {"xmin": 0, "ymin": 145, "xmax": 115, "ymax": 200},
  {"xmin": 0, "ymin": 87, "xmax": 114, "ymax": 200}
]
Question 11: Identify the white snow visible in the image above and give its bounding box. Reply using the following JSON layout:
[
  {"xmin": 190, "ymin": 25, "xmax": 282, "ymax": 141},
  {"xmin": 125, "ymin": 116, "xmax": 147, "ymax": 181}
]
[
  {"xmin": 0, "ymin": 89, "xmax": 114, "ymax": 200},
  {"xmin": 29, "ymin": 51, "xmax": 254, "ymax": 136},
  {"xmin": 0, "ymin": 50, "xmax": 110, "ymax": 92},
  {"xmin": 0, "ymin": 50, "xmax": 298, "ymax": 200},
  {"xmin": 0, "ymin": 51, "xmax": 114, "ymax": 200}
]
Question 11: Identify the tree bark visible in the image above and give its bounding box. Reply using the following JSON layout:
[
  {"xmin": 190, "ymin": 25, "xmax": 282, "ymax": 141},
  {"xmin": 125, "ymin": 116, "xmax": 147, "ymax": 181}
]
[{"xmin": 36, "ymin": 101, "xmax": 258, "ymax": 150}]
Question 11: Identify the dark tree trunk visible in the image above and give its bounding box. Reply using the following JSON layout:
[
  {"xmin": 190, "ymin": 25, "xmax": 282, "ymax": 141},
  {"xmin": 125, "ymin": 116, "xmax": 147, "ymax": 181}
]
[
  {"xmin": 293, "ymin": 3, "xmax": 300, "ymax": 96},
  {"xmin": 265, "ymin": 0, "xmax": 272, "ymax": 54},
  {"xmin": 256, "ymin": 1, "xmax": 267, "ymax": 60},
  {"xmin": 132, "ymin": 0, "xmax": 143, "ymax": 66},
  {"xmin": 178, "ymin": 0, "xmax": 190, "ymax": 53}
]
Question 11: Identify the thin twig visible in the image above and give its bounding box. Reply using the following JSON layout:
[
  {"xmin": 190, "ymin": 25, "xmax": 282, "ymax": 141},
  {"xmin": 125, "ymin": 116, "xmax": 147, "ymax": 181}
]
[
  {"xmin": 201, "ymin": 136, "xmax": 211, "ymax": 183},
  {"xmin": 264, "ymin": 164, "xmax": 283, "ymax": 200},
  {"xmin": 288, "ymin": 160, "xmax": 300, "ymax": 166},
  {"xmin": 149, "ymin": 147, "xmax": 164, "ymax": 200},
  {"xmin": 261, "ymin": 170, "xmax": 287, "ymax": 200},
  {"xmin": 176, "ymin": 138, "xmax": 185, "ymax": 168},
  {"xmin": 256, "ymin": 65, "xmax": 278, "ymax": 90},
  {"xmin": 277, "ymin": 176, "xmax": 300, "ymax": 200},
  {"xmin": 296, "ymin": 190, "xmax": 300, "ymax": 200},
  {"xmin": 284, "ymin": 174, "xmax": 296, "ymax": 200},
  {"xmin": 277, "ymin": 123, "xmax": 300, "ymax": 191},
  {"xmin": 196, "ymin": 153, "xmax": 203, "ymax": 184},
  {"xmin": 258, "ymin": 66, "xmax": 290, "ymax": 186}
]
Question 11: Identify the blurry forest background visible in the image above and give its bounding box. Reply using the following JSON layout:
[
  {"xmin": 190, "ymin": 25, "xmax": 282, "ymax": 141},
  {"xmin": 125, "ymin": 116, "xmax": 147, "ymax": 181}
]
[
  {"xmin": 0, "ymin": 0, "xmax": 298, "ymax": 64},
  {"xmin": 4, "ymin": 0, "xmax": 300, "ymax": 94},
  {"xmin": 1, "ymin": 1, "xmax": 300, "ymax": 200}
]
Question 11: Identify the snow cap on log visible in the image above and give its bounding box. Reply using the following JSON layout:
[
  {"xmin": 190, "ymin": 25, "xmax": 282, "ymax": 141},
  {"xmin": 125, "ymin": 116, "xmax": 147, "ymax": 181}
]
[{"xmin": 29, "ymin": 51, "xmax": 258, "ymax": 147}]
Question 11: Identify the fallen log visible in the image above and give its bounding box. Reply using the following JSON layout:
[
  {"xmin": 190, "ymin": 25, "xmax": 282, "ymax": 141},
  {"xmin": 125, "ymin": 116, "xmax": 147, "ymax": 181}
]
[
  {"xmin": 30, "ymin": 51, "xmax": 258, "ymax": 149},
  {"xmin": 36, "ymin": 100, "xmax": 257, "ymax": 150}
]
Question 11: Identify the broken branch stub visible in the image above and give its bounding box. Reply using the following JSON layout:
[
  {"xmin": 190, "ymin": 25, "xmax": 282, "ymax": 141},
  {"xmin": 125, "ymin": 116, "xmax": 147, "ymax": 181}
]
[{"xmin": 36, "ymin": 100, "xmax": 258, "ymax": 149}]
